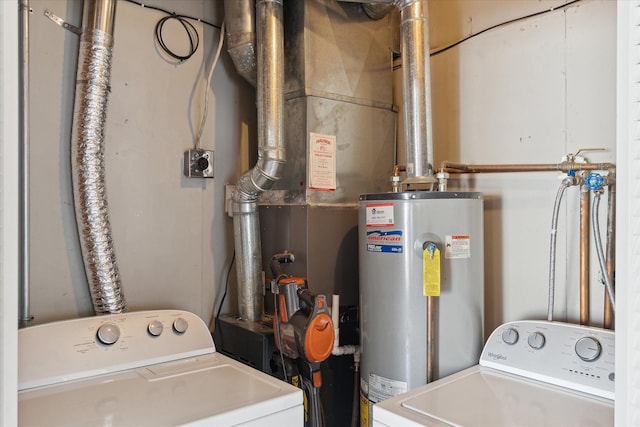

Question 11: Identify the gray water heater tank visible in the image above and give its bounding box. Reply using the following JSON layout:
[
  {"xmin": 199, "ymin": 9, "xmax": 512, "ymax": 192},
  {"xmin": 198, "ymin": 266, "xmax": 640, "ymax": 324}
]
[{"xmin": 358, "ymin": 191, "xmax": 484, "ymax": 425}]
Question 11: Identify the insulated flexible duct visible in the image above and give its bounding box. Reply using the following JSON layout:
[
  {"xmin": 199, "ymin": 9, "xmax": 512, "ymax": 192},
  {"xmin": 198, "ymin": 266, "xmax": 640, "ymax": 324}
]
[
  {"xmin": 232, "ymin": 0, "xmax": 285, "ymax": 321},
  {"xmin": 71, "ymin": 0, "xmax": 125, "ymax": 314}
]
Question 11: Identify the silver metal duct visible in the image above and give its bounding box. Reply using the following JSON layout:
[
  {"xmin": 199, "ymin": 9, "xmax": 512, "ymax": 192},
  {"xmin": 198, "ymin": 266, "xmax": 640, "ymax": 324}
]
[
  {"xmin": 224, "ymin": 0, "xmax": 257, "ymax": 87},
  {"xmin": 71, "ymin": 0, "xmax": 125, "ymax": 315},
  {"xmin": 232, "ymin": 0, "xmax": 285, "ymax": 321},
  {"xmin": 397, "ymin": 0, "xmax": 434, "ymax": 182}
]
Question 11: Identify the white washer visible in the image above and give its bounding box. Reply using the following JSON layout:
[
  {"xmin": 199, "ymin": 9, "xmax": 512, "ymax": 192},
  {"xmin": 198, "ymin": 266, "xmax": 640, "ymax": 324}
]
[
  {"xmin": 18, "ymin": 310, "xmax": 303, "ymax": 426},
  {"xmin": 373, "ymin": 320, "xmax": 614, "ymax": 427}
]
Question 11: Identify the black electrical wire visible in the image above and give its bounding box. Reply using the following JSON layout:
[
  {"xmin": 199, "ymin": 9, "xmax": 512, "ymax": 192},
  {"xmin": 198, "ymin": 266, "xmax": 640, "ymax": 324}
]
[
  {"xmin": 212, "ymin": 250, "xmax": 235, "ymax": 328},
  {"xmin": 121, "ymin": 0, "xmax": 222, "ymax": 30},
  {"xmin": 155, "ymin": 14, "xmax": 200, "ymax": 62},
  {"xmin": 121, "ymin": 0, "xmax": 222, "ymax": 62},
  {"xmin": 429, "ymin": 0, "xmax": 582, "ymax": 57}
]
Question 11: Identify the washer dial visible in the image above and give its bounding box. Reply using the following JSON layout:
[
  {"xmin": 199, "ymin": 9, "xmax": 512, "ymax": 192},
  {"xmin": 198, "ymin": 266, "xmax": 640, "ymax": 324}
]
[
  {"xmin": 501, "ymin": 328, "xmax": 519, "ymax": 345},
  {"xmin": 575, "ymin": 336, "xmax": 602, "ymax": 362},
  {"xmin": 527, "ymin": 331, "xmax": 546, "ymax": 350}
]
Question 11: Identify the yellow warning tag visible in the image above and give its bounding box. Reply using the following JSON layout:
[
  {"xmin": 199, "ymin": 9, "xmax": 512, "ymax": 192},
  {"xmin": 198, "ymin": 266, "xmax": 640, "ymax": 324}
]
[
  {"xmin": 360, "ymin": 393, "xmax": 369, "ymax": 427},
  {"xmin": 423, "ymin": 244, "xmax": 441, "ymax": 297}
]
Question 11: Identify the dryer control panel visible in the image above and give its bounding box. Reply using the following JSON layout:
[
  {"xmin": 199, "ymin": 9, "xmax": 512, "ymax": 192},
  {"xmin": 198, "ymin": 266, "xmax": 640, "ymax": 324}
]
[
  {"xmin": 19, "ymin": 310, "xmax": 215, "ymax": 390},
  {"xmin": 480, "ymin": 320, "xmax": 614, "ymax": 400}
]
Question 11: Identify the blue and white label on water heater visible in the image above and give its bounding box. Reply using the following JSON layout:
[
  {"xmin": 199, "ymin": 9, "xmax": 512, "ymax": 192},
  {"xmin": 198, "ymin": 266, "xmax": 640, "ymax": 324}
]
[{"xmin": 366, "ymin": 230, "xmax": 403, "ymax": 253}]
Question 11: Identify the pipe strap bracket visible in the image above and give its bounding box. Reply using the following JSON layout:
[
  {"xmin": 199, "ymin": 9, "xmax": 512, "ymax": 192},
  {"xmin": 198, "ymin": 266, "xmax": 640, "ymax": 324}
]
[{"xmin": 44, "ymin": 9, "xmax": 82, "ymax": 35}]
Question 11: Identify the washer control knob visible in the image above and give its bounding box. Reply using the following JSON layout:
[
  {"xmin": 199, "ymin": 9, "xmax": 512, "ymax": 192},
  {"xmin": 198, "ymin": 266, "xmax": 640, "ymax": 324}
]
[
  {"xmin": 96, "ymin": 322, "xmax": 120, "ymax": 345},
  {"xmin": 527, "ymin": 331, "xmax": 546, "ymax": 350},
  {"xmin": 147, "ymin": 320, "xmax": 164, "ymax": 337},
  {"xmin": 575, "ymin": 336, "xmax": 602, "ymax": 362},
  {"xmin": 173, "ymin": 318, "xmax": 189, "ymax": 334},
  {"xmin": 501, "ymin": 328, "xmax": 519, "ymax": 345}
]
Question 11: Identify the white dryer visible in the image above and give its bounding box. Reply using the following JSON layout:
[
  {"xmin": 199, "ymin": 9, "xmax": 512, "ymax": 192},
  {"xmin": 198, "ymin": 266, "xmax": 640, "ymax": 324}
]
[
  {"xmin": 373, "ymin": 320, "xmax": 614, "ymax": 427},
  {"xmin": 18, "ymin": 310, "xmax": 303, "ymax": 426}
]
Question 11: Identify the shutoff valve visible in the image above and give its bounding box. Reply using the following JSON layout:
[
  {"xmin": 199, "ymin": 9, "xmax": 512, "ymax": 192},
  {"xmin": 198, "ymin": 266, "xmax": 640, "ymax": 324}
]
[{"xmin": 585, "ymin": 172, "xmax": 605, "ymax": 191}]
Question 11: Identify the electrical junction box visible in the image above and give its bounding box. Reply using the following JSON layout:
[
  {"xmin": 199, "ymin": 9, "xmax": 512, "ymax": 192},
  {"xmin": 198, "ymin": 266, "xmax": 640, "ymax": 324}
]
[{"xmin": 184, "ymin": 149, "xmax": 214, "ymax": 178}]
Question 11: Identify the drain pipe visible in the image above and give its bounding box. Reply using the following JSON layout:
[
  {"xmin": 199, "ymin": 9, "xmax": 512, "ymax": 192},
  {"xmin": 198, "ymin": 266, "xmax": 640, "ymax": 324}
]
[
  {"xmin": 224, "ymin": 0, "xmax": 257, "ymax": 87},
  {"xmin": 232, "ymin": 0, "xmax": 285, "ymax": 321},
  {"xmin": 71, "ymin": 0, "xmax": 125, "ymax": 314}
]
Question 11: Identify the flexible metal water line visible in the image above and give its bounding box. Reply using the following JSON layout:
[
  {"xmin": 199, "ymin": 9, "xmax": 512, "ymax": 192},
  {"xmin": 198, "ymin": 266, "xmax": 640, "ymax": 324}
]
[
  {"xmin": 18, "ymin": 0, "xmax": 32, "ymax": 327},
  {"xmin": 547, "ymin": 176, "xmax": 576, "ymax": 321},
  {"xmin": 604, "ymin": 184, "xmax": 616, "ymax": 328},
  {"xmin": 592, "ymin": 191, "xmax": 616, "ymax": 311},
  {"xmin": 232, "ymin": 0, "xmax": 285, "ymax": 321},
  {"xmin": 224, "ymin": 0, "xmax": 257, "ymax": 86},
  {"xmin": 71, "ymin": 0, "xmax": 125, "ymax": 314},
  {"xmin": 579, "ymin": 185, "xmax": 590, "ymax": 325}
]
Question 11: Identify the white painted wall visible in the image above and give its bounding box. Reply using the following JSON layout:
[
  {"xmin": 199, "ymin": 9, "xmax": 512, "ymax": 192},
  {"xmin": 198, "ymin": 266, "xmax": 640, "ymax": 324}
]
[
  {"xmin": 1, "ymin": 0, "xmax": 20, "ymax": 423},
  {"xmin": 428, "ymin": 0, "xmax": 616, "ymax": 333},
  {"xmin": 27, "ymin": 0, "xmax": 254, "ymax": 325},
  {"xmin": 24, "ymin": 0, "xmax": 617, "ymax": 333},
  {"xmin": 615, "ymin": 1, "xmax": 640, "ymax": 423}
]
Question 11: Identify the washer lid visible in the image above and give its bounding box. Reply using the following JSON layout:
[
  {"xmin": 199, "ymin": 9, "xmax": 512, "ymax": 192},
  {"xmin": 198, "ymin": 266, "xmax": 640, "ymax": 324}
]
[{"xmin": 374, "ymin": 366, "xmax": 613, "ymax": 427}]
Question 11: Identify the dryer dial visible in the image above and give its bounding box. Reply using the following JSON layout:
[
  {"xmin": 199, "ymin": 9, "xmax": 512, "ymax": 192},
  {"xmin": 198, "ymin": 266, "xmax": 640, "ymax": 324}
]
[
  {"xmin": 96, "ymin": 323, "xmax": 120, "ymax": 345},
  {"xmin": 148, "ymin": 320, "xmax": 164, "ymax": 337},
  {"xmin": 173, "ymin": 317, "xmax": 189, "ymax": 334}
]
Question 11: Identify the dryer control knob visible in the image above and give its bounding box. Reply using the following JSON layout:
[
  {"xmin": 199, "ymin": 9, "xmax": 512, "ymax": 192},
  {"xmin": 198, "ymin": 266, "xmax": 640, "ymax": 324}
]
[
  {"xmin": 96, "ymin": 322, "xmax": 120, "ymax": 345},
  {"xmin": 575, "ymin": 337, "xmax": 602, "ymax": 362},
  {"xmin": 501, "ymin": 328, "xmax": 519, "ymax": 345},
  {"xmin": 173, "ymin": 318, "xmax": 189, "ymax": 334},
  {"xmin": 527, "ymin": 331, "xmax": 546, "ymax": 350},
  {"xmin": 148, "ymin": 320, "xmax": 164, "ymax": 337}
]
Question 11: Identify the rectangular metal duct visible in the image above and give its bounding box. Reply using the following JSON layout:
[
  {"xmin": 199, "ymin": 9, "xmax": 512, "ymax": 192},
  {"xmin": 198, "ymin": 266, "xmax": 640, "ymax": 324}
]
[{"xmin": 261, "ymin": 0, "xmax": 397, "ymax": 205}]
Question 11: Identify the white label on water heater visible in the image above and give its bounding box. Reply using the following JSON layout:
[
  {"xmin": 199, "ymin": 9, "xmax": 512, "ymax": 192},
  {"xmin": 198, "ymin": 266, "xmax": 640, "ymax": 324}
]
[
  {"xmin": 365, "ymin": 203, "xmax": 394, "ymax": 227},
  {"xmin": 445, "ymin": 235, "xmax": 471, "ymax": 259},
  {"xmin": 368, "ymin": 373, "xmax": 407, "ymax": 403}
]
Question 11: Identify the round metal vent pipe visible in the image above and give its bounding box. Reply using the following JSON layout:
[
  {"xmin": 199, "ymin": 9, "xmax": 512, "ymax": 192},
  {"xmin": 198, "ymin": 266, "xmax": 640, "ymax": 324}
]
[
  {"xmin": 71, "ymin": 0, "xmax": 126, "ymax": 315},
  {"xmin": 396, "ymin": 0, "xmax": 434, "ymax": 181},
  {"xmin": 232, "ymin": 0, "xmax": 285, "ymax": 321}
]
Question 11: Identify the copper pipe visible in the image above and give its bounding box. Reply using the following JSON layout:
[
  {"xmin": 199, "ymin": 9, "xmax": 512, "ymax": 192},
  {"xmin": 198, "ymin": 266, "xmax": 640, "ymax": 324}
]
[
  {"xmin": 439, "ymin": 161, "xmax": 615, "ymax": 174},
  {"xmin": 426, "ymin": 295, "xmax": 436, "ymax": 383},
  {"xmin": 604, "ymin": 183, "xmax": 616, "ymax": 329},
  {"xmin": 393, "ymin": 164, "xmax": 406, "ymax": 176},
  {"xmin": 579, "ymin": 186, "xmax": 590, "ymax": 325}
]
